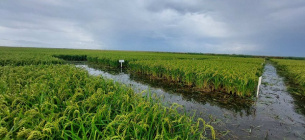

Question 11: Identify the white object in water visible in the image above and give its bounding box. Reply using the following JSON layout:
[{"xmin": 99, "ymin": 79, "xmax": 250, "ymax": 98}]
[{"xmin": 256, "ymin": 76, "xmax": 262, "ymax": 98}]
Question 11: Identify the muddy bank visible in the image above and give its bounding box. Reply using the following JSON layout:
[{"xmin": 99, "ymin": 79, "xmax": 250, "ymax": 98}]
[{"xmin": 75, "ymin": 62, "xmax": 305, "ymax": 139}]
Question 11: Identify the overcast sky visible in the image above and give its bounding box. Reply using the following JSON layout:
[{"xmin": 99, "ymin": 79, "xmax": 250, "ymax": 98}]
[{"xmin": 0, "ymin": 0, "xmax": 305, "ymax": 57}]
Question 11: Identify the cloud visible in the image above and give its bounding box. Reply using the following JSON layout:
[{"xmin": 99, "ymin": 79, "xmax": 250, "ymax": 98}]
[{"xmin": 0, "ymin": 0, "xmax": 305, "ymax": 56}]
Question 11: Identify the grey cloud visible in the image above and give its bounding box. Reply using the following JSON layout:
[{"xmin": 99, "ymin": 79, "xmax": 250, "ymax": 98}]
[{"xmin": 0, "ymin": 0, "xmax": 305, "ymax": 56}]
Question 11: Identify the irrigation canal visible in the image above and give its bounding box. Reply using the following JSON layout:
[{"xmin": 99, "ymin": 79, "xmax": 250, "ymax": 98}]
[{"xmin": 74, "ymin": 62, "xmax": 305, "ymax": 139}]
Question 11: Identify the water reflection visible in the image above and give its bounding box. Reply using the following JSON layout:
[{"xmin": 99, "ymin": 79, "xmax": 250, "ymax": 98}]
[
  {"xmin": 85, "ymin": 62, "xmax": 256, "ymax": 116},
  {"xmin": 73, "ymin": 62, "xmax": 305, "ymax": 139}
]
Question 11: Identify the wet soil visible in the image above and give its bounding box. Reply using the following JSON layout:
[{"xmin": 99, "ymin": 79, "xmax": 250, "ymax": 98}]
[{"xmin": 75, "ymin": 62, "xmax": 305, "ymax": 139}]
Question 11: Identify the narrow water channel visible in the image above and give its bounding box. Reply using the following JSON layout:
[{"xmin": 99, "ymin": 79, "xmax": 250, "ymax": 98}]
[{"xmin": 75, "ymin": 62, "xmax": 305, "ymax": 139}]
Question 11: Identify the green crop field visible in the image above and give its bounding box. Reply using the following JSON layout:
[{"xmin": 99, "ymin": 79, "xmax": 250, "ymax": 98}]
[
  {"xmin": 129, "ymin": 58, "xmax": 264, "ymax": 97},
  {"xmin": 0, "ymin": 47, "xmax": 267, "ymax": 97},
  {"xmin": 272, "ymin": 59, "xmax": 305, "ymax": 96},
  {"xmin": 0, "ymin": 47, "xmax": 266, "ymax": 97},
  {"xmin": 0, "ymin": 47, "xmax": 217, "ymax": 139},
  {"xmin": 3, "ymin": 46, "xmax": 305, "ymax": 139}
]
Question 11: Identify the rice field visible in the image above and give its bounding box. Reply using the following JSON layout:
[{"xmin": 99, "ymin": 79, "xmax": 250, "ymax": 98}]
[
  {"xmin": 0, "ymin": 47, "xmax": 216, "ymax": 139},
  {"xmin": 1, "ymin": 46, "xmax": 305, "ymax": 139},
  {"xmin": 0, "ymin": 47, "xmax": 266, "ymax": 97},
  {"xmin": 129, "ymin": 58, "xmax": 264, "ymax": 97},
  {"xmin": 0, "ymin": 64, "xmax": 214, "ymax": 139},
  {"xmin": 52, "ymin": 50, "xmax": 265, "ymax": 97},
  {"xmin": 271, "ymin": 59, "xmax": 305, "ymax": 96}
]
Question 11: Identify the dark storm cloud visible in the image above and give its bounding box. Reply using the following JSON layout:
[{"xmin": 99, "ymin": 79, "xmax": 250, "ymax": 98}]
[{"xmin": 0, "ymin": 0, "xmax": 304, "ymax": 56}]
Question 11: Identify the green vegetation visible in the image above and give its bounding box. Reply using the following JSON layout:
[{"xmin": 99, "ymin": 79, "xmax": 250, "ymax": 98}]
[
  {"xmin": 0, "ymin": 65, "xmax": 214, "ymax": 139},
  {"xmin": 0, "ymin": 47, "xmax": 63, "ymax": 66},
  {"xmin": 85, "ymin": 51, "xmax": 212, "ymax": 67},
  {"xmin": 272, "ymin": 59, "xmax": 305, "ymax": 96},
  {"xmin": 0, "ymin": 47, "xmax": 215, "ymax": 139},
  {"xmin": 0, "ymin": 46, "xmax": 265, "ymax": 97},
  {"xmin": 2, "ymin": 46, "xmax": 304, "ymax": 139},
  {"xmin": 129, "ymin": 58, "xmax": 264, "ymax": 97}
]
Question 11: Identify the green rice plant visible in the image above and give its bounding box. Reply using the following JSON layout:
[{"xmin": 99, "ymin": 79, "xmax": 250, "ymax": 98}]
[
  {"xmin": 272, "ymin": 59, "xmax": 305, "ymax": 96},
  {"xmin": 129, "ymin": 58, "xmax": 264, "ymax": 97},
  {"xmin": 0, "ymin": 64, "xmax": 215, "ymax": 139},
  {"xmin": 52, "ymin": 55, "xmax": 87, "ymax": 61},
  {"xmin": 0, "ymin": 46, "xmax": 265, "ymax": 97}
]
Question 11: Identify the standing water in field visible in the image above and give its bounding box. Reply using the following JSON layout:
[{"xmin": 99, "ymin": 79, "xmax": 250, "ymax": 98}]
[{"xmin": 75, "ymin": 62, "xmax": 305, "ymax": 139}]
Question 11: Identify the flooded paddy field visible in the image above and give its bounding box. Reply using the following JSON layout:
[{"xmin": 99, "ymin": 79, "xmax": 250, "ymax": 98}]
[{"xmin": 75, "ymin": 62, "xmax": 305, "ymax": 139}]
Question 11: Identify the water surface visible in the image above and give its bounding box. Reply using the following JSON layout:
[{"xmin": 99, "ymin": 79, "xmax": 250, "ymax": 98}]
[{"xmin": 75, "ymin": 62, "xmax": 305, "ymax": 139}]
